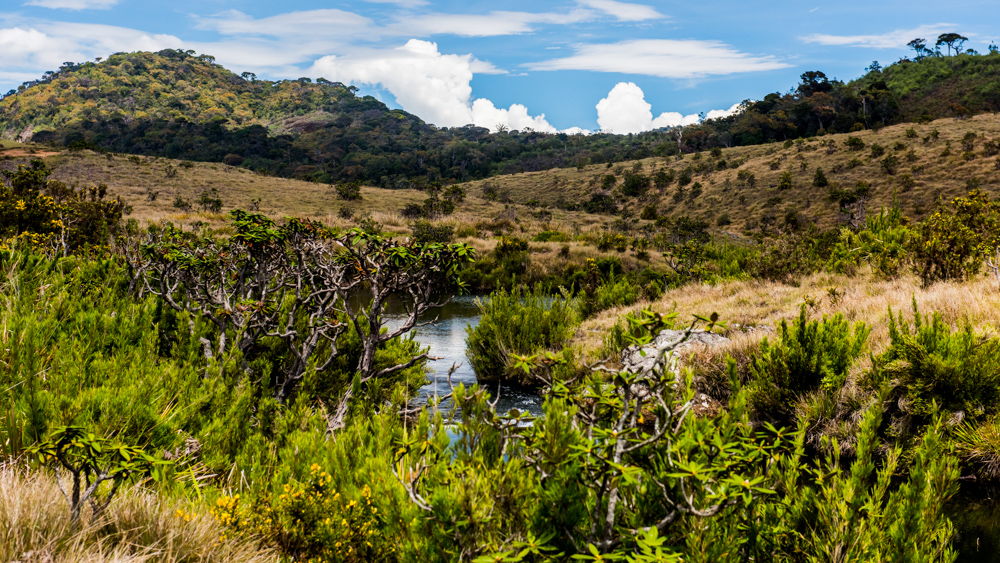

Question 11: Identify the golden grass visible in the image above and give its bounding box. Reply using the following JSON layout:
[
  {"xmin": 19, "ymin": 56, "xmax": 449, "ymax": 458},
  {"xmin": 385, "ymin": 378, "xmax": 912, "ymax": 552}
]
[
  {"xmin": 0, "ymin": 463, "xmax": 276, "ymax": 563},
  {"xmin": 576, "ymin": 270, "xmax": 1000, "ymax": 374}
]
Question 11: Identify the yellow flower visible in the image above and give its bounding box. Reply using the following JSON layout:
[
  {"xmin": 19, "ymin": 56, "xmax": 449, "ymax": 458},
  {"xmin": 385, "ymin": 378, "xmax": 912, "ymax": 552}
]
[{"xmin": 14, "ymin": 200, "xmax": 26, "ymax": 211}]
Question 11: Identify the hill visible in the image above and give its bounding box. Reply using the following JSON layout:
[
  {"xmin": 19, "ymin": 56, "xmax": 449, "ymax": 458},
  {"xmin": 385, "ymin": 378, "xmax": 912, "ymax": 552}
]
[
  {"xmin": 0, "ymin": 50, "xmax": 681, "ymax": 187},
  {"xmin": 457, "ymin": 113, "xmax": 1000, "ymax": 233}
]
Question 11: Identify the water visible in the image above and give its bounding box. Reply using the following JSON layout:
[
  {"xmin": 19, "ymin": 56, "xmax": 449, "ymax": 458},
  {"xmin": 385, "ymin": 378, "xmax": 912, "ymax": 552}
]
[
  {"xmin": 385, "ymin": 295, "xmax": 544, "ymax": 417},
  {"xmin": 952, "ymin": 485, "xmax": 1000, "ymax": 562}
]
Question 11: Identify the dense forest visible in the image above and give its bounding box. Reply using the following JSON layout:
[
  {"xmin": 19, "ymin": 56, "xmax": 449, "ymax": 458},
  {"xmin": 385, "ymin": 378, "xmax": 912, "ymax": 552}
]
[{"xmin": 4, "ymin": 46, "xmax": 1000, "ymax": 187}]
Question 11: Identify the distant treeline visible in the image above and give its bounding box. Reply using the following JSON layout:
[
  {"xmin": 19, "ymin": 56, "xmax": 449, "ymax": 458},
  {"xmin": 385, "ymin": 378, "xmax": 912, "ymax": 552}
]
[{"xmin": 5, "ymin": 46, "xmax": 1000, "ymax": 186}]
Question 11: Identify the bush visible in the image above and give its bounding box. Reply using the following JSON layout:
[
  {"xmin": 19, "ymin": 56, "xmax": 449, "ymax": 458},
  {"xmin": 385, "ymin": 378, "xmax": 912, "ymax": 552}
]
[
  {"xmin": 465, "ymin": 286, "xmax": 577, "ymax": 386},
  {"xmin": 777, "ymin": 170, "xmax": 793, "ymax": 190},
  {"xmin": 578, "ymin": 273, "xmax": 642, "ymax": 319},
  {"xmin": 812, "ymin": 168, "xmax": 828, "ymax": 188},
  {"xmin": 747, "ymin": 305, "xmax": 869, "ymax": 425},
  {"xmin": 844, "ymin": 136, "xmax": 865, "ymax": 150},
  {"xmin": 868, "ymin": 301, "xmax": 1000, "ymax": 423},
  {"xmin": 880, "ymin": 154, "xmax": 900, "ymax": 175},
  {"xmin": 410, "ymin": 220, "xmax": 454, "ymax": 243},
  {"xmin": 869, "ymin": 143, "xmax": 886, "ymax": 158},
  {"xmin": 336, "ymin": 182, "xmax": 362, "ymax": 201},
  {"xmin": 534, "ymin": 230, "xmax": 570, "ymax": 243}
]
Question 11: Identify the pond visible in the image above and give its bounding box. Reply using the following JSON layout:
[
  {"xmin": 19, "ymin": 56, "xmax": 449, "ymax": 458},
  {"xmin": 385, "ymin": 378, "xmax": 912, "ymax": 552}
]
[{"xmin": 386, "ymin": 295, "xmax": 545, "ymax": 417}]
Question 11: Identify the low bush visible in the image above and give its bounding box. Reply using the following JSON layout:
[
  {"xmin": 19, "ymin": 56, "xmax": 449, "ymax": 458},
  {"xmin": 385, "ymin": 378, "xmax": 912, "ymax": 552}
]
[
  {"xmin": 747, "ymin": 306, "xmax": 869, "ymax": 425},
  {"xmin": 465, "ymin": 285, "xmax": 577, "ymax": 386}
]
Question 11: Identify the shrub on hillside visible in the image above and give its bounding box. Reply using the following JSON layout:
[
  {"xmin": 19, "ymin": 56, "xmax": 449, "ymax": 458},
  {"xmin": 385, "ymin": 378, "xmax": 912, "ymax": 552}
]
[{"xmin": 410, "ymin": 220, "xmax": 454, "ymax": 244}]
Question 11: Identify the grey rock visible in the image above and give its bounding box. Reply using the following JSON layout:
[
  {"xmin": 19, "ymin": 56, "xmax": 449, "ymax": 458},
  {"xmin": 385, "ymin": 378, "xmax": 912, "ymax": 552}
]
[{"xmin": 620, "ymin": 329, "xmax": 730, "ymax": 377}]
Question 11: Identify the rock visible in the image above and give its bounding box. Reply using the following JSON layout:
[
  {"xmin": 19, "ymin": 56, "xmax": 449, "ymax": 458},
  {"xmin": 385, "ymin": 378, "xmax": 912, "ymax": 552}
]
[
  {"xmin": 620, "ymin": 329, "xmax": 731, "ymax": 377},
  {"xmin": 15, "ymin": 126, "xmax": 33, "ymax": 143}
]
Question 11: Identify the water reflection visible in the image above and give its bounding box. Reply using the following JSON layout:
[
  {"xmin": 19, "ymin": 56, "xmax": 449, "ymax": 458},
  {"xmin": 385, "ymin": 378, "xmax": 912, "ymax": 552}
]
[{"xmin": 384, "ymin": 295, "xmax": 544, "ymax": 417}]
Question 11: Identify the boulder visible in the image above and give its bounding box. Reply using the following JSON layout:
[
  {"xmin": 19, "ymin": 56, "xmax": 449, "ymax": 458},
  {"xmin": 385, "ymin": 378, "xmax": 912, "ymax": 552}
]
[{"xmin": 620, "ymin": 329, "xmax": 730, "ymax": 377}]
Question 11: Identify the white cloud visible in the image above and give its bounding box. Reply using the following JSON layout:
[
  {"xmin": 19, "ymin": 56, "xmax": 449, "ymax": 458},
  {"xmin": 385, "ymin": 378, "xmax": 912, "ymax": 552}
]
[
  {"xmin": 706, "ymin": 102, "xmax": 743, "ymax": 120},
  {"xmin": 0, "ymin": 23, "xmax": 182, "ymax": 78},
  {"xmin": 529, "ymin": 39, "xmax": 788, "ymax": 78},
  {"xmin": 596, "ymin": 82, "xmax": 701, "ymax": 134},
  {"xmin": 801, "ymin": 24, "xmax": 959, "ymax": 49},
  {"xmin": 310, "ymin": 39, "xmax": 557, "ymax": 132},
  {"xmin": 364, "ymin": 0, "xmax": 428, "ymax": 7},
  {"xmin": 22, "ymin": 0, "xmax": 117, "ymax": 9},
  {"xmin": 578, "ymin": 0, "xmax": 663, "ymax": 21},
  {"xmin": 387, "ymin": 10, "xmax": 591, "ymax": 37},
  {"xmin": 194, "ymin": 9, "xmax": 372, "ymax": 38}
]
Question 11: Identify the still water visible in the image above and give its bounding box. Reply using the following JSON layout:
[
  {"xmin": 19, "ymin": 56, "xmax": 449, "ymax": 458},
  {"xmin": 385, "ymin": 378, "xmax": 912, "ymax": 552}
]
[{"xmin": 386, "ymin": 296, "xmax": 544, "ymax": 417}]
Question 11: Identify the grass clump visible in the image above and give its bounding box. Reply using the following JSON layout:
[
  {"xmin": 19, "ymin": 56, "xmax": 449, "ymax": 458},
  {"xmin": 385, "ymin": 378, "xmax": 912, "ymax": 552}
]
[{"xmin": 465, "ymin": 285, "xmax": 577, "ymax": 386}]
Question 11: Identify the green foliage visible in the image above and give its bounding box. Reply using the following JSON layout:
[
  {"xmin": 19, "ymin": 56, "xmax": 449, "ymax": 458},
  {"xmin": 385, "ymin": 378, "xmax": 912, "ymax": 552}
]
[
  {"xmin": 867, "ymin": 301, "xmax": 1000, "ymax": 422},
  {"xmin": 336, "ymin": 181, "xmax": 363, "ymax": 201},
  {"xmin": 578, "ymin": 273, "xmax": 642, "ymax": 319},
  {"xmin": 759, "ymin": 407, "xmax": 959, "ymax": 561},
  {"xmin": 777, "ymin": 170, "xmax": 793, "ymax": 190},
  {"xmin": 747, "ymin": 306, "xmax": 870, "ymax": 425},
  {"xmin": 410, "ymin": 220, "xmax": 454, "ymax": 244},
  {"xmin": 827, "ymin": 204, "xmax": 910, "ymax": 277},
  {"xmin": 534, "ymin": 230, "xmax": 571, "ymax": 243},
  {"xmin": 909, "ymin": 189, "xmax": 1000, "ymax": 284},
  {"xmin": 844, "ymin": 136, "xmax": 866, "ymax": 150},
  {"xmin": 0, "ymin": 159, "xmax": 126, "ymax": 253},
  {"xmin": 465, "ymin": 285, "xmax": 577, "ymax": 386},
  {"xmin": 29, "ymin": 425, "xmax": 172, "ymax": 522},
  {"xmin": 812, "ymin": 168, "xmax": 828, "ymax": 188}
]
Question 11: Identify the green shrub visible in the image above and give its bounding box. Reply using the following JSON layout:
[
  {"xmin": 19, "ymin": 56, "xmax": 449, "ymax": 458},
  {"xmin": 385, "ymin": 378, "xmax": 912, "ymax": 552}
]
[
  {"xmin": 465, "ymin": 286, "xmax": 577, "ymax": 386},
  {"xmin": 870, "ymin": 143, "xmax": 886, "ymax": 158},
  {"xmin": 844, "ymin": 136, "xmax": 865, "ymax": 151},
  {"xmin": 578, "ymin": 274, "xmax": 642, "ymax": 319},
  {"xmin": 747, "ymin": 306, "xmax": 869, "ymax": 425},
  {"xmin": 534, "ymin": 230, "xmax": 570, "ymax": 243},
  {"xmin": 336, "ymin": 182, "xmax": 362, "ymax": 201},
  {"xmin": 812, "ymin": 168, "xmax": 828, "ymax": 188},
  {"xmin": 867, "ymin": 301, "xmax": 1000, "ymax": 421},
  {"xmin": 410, "ymin": 220, "xmax": 454, "ymax": 243}
]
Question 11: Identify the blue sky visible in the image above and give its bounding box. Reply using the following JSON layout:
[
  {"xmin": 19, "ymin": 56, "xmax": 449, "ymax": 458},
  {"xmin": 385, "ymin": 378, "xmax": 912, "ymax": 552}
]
[{"xmin": 1, "ymin": 0, "xmax": 997, "ymax": 133}]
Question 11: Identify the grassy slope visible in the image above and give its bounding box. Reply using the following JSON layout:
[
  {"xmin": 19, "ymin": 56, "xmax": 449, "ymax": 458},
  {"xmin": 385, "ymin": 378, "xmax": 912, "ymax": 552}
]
[{"xmin": 455, "ymin": 113, "xmax": 1000, "ymax": 233}]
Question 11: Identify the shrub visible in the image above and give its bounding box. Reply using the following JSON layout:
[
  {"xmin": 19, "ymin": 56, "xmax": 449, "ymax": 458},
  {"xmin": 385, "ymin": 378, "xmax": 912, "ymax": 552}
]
[
  {"xmin": 869, "ymin": 143, "xmax": 885, "ymax": 158},
  {"xmin": 778, "ymin": 170, "xmax": 793, "ymax": 190},
  {"xmin": 197, "ymin": 188, "xmax": 223, "ymax": 212},
  {"xmin": 880, "ymin": 154, "xmax": 900, "ymax": 175},
  {"xmin": 465, "ymin": 285, "xmax": 577, "ymax": 386},
  {"xmin": 653, "ymin": 169, "xmax": 675, "ymax": 188},
  {"xmin": 677, "ymin": 167, "xmax": 693, "ymax": 187},
  {"xmin": 400, "ymin": 203, "xmax": 424, "ymax": 218},
  {"xmin": 336, "ymin": 182, "xmax": 362, "ymax": 201},
  {"xmin": 812, "ymin": 168, "xmax": 828, "ymax": 188},
  {"xmin": 410, "ymin": 220, "xmax": 454, "ymax": 243},
  {"xmin": 534, "ymin": 230, "xmax": 570, "ymax": 243},
  {"xmin": 716, "ymin": 213, "xmax": 731, "ymax": 227},
  {"xmin": 846, "ymin": 158, "xmax": 863, "ymax": 169},
  {"xmin": 495, "ymin": 235, "xmax": 528, "ymax": 257},
  {"xmin": 746, "ymin": 306, "xmax": 870, "ymax": 425},
  {"xmin": 905, "ymin": 127, "xmax": 918, "ymax": 138},
  {"xmin": 897, "ymin": 173, "xmax": 916, "ymax": 192},
  {"xmin": 909, "ymin": 190, "xmax": 999, "ymax": 285},
  {"xmin": 844, "ymin": 136, "xmax": 865, "ymax": 151},
  {"xmin": 867, "ymin": 301, "xmax": 1000, "ymax": 423},
  {"xmin": 639, "ymin": 204, "xmax": 658, "ymax": 221},
  {"xmin": 578, "ymin": 273, "xmax": 642, "ymax": 319},
  {"xmin": 620, "ymin": 173, "xmax": 650, "ymax": 197}
]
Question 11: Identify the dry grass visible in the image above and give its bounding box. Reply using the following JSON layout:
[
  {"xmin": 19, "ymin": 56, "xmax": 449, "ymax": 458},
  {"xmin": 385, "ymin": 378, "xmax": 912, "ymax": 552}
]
[
  {"xmin": 457, "ymin": 113, "xmax": 1000, "ymax": 232},
  {"xmin": 0, "ymin": 463, "xmax": 276, "ymax": 563},
  {"xmin": 576, "ymin": 270, "xmax": 1000, "ymax": 372}
]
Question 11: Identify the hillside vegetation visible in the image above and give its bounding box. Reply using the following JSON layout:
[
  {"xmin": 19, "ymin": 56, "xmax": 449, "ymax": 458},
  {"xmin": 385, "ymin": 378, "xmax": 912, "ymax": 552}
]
[{"xmin": 4, "ymin": 48, "xmax": 1000, "ymax": 190}]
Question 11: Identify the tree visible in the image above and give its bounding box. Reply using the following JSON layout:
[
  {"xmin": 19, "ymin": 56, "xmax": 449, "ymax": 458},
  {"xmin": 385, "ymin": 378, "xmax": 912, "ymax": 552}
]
[
  {"xmin": 936, "ymin": 33, "xmax": 969, "ymax": 56},
  {"xmin": 28, "ymin": 426, "xmax": 172, "ymax": 523},
  {"xmin": 129, "ymin": 211, "xmax": 475, "ymax": 421},
  {"xmin": 907, "ymin": 38, "xmax": 929, "ymax": 59}
]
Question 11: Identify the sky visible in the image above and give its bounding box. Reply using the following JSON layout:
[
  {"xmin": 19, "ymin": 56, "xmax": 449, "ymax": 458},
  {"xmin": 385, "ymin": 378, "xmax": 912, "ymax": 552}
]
[{"xmin": 0, "ymin": 0, "xmax": 997, "ymax": 134}]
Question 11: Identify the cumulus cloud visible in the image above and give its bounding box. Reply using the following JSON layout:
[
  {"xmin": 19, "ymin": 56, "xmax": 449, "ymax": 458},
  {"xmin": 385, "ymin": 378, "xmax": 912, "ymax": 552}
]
[
  {"xmin": 578, "ymin": 0, "xmax": 663, "ymax": 21},
  {"xmin": 311, "ymin": 39, "xmax": 558, "ymax": 132},
  {"xmin": 596, "ymin": 82, "xmax": 699, "ymax": 133},
  {"xmin": 23, "ymin": 0, "xmax": 118, "ymax": 9},
  {"xmin": 706, "ymin": 102, "xmax": 743, "ymax": 120},
  {"xmin": 529, "ymin": 39, "xmax": 788, "ymax": 78},
  {"xmin": 801, "ymin": 24, "xmax": 959, "ymax": 49}
]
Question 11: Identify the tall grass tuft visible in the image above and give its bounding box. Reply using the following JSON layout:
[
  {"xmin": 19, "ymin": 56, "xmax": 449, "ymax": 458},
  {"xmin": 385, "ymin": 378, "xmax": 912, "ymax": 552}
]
[
  {"xmin": 0, "ymin": 464, "xmax": 276, "ymax": 562},
  {"xmin": 465, "ymin": 285, "xmax": 577, "ymax": 386}
]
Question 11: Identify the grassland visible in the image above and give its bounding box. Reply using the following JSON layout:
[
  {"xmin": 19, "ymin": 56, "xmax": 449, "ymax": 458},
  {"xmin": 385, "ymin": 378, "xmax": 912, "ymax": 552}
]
[{"xmin": 458, "ymin": 113, "xmax": 1000, "ymax": 232}]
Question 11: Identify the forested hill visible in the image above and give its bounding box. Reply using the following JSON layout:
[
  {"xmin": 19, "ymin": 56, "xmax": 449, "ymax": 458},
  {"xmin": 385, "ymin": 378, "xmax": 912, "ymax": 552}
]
[
  {"xmin": 3, "ymin": 47, "xmax": 1000, "ymax": 186},
  {"xmin": 0, "ymin": 49, "xmax": 680, "ymax": 187}
]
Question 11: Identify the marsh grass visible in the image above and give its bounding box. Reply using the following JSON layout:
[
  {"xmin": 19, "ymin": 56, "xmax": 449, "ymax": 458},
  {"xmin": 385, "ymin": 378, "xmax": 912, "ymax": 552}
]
[{"xmin": 0, "ymin": 463, "xmax": 276, "ymax": 563}]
